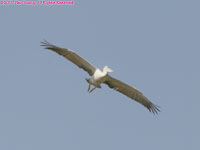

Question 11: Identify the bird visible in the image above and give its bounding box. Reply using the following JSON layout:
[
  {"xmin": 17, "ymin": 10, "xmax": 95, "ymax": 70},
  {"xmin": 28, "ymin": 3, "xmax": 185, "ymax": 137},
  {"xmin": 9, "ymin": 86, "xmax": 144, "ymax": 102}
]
[{"xmin": 41, "ymin": 41, "xmax": 160, "ymax": 114}]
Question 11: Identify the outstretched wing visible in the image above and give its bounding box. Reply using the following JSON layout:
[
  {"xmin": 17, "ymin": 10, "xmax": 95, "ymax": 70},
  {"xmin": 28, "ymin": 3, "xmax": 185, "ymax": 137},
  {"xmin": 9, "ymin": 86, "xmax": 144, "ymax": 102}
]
[
  {"xmin": 41, "ymin": 41, "xmax": 96, "ymax": 76},
  {"xmin": 104, "ymin": 75, "xmax": 160, "ymax": 114}
]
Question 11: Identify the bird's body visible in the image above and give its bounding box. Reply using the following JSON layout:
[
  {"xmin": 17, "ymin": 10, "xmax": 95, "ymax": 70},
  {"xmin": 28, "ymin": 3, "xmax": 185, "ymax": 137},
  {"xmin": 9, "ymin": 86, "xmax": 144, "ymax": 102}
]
[
  {"xmin": 91, "ymin": 67, "xmax": 113, "ymax": 86},
  {"xmin": 41, "ymin": 41, "xmax": 160, "ymax": 114},
  {"xmin": 91, "ymin": 68, "xmax": 107, "ymax": 86},
  {"xmin": 86, "ymin": 66, "xmax": 113, "ymax": 91}
]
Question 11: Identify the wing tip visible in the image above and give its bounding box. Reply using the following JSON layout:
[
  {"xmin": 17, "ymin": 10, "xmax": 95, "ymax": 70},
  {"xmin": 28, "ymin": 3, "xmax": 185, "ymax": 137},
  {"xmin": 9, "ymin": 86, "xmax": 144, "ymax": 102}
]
[
  {"xmin": 41, "ymin": 40, "xmax": 74, "ymax": 53},
  {"xmin": 148, "ymin": 104, "xmax": 160, "ymax": 115},
  {"xmin": 41, "ymin": 40, "xmax": 54, "ymax": 49}
]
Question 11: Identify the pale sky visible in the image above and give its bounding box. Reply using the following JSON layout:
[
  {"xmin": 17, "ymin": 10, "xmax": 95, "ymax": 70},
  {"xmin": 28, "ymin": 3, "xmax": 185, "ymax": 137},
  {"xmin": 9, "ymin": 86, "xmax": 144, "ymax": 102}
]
[{"xmin": 0, "ymin": 0, "xmax": 199, "ymax": 150}]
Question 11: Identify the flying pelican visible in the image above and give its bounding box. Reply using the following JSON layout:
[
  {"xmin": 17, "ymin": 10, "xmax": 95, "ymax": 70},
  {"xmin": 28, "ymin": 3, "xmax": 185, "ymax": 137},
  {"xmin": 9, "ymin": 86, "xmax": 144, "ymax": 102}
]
[{"xmin": 41, "ymin": 41, "xmax": 160, "ymax": 114}]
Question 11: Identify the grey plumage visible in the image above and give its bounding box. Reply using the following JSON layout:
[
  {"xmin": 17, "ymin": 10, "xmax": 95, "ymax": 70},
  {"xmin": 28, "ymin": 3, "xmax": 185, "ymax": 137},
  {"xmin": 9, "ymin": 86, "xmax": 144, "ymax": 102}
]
[
  {"xmin": 41, "ymin": 41, "xmax": 160, "ymax": 114},
  {"xmin": 104, "ymin": 75, "xmax": 160, "ymax": 114},
  {"xmin": 41, "ymin": 41, "xmax": 96, "ymax": 76}
]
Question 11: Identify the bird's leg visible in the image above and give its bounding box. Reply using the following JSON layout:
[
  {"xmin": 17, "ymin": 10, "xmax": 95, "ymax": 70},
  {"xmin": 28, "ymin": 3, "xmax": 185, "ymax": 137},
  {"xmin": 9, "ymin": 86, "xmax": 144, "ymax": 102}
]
[
  {"xmin": 88, "ymin": 84, "xmax": 91, "ymax": 92},
  {"xmin": 89, "ymin": 87, "xmax": 96, "ymax": 93}
]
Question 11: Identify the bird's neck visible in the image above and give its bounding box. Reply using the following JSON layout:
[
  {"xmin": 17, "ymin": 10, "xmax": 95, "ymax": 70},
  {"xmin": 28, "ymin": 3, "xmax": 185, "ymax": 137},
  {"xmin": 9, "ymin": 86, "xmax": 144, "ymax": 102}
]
[{"xmin": 102, "ymin": 69, "xmax": 108, "ymax": 75}]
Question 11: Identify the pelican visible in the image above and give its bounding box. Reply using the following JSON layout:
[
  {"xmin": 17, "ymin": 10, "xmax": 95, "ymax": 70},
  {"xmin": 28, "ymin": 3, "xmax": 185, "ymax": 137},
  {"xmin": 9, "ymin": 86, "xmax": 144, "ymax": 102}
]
[{"xmin": 41, "ymin": 41, "xmax": 160, "ymax": 114}]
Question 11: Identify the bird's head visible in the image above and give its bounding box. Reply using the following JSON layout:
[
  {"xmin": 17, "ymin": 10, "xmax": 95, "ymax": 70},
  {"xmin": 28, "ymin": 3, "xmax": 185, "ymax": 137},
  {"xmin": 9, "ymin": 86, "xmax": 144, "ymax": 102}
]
[{"xmin": 103, "ymin": 66, "xmax": 114, "ymax": 73}]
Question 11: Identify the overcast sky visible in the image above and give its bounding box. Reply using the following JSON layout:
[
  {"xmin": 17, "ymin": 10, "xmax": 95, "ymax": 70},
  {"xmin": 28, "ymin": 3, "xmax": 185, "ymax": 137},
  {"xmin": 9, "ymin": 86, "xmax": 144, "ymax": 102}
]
[{"xmin": 0, "ymin": 0, "xmax": 199, "ymax": 150}]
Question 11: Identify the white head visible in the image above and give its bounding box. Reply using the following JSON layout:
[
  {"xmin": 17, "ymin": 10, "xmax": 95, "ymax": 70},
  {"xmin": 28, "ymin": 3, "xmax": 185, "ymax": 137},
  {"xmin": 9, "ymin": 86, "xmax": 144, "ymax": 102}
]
[{"xmin": 103, "ymin": 66, "xmax": 114, "ymax": 73}]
